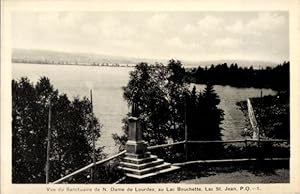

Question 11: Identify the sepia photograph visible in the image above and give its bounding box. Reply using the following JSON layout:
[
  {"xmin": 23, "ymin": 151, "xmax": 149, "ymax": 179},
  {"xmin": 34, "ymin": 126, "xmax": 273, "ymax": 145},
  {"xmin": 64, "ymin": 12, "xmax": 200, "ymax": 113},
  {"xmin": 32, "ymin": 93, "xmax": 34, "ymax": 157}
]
[{"xmin": 1, "ymin": 0, "xmax": 300, "ymax": 193}]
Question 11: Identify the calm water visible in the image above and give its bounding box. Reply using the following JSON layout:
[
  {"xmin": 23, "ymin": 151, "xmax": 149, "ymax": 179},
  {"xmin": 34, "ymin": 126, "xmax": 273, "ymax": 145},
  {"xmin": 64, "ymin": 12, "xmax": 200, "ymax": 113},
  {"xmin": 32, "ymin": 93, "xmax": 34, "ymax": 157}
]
[
  {"xmin": 193, "ymin": 84, "xmax": 276, "ymax": 140},
  {"xmin": 12, "ymin": 63, "xmax": 276, "ymax": 155}
]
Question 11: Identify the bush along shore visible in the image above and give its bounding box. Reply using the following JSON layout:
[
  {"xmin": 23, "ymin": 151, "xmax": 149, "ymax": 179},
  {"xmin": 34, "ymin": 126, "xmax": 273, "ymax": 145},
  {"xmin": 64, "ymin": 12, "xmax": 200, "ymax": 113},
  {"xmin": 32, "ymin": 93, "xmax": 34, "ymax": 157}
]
[{"xmin": 236, "ymin": 90, "xmax": 289, "ymax": 140}]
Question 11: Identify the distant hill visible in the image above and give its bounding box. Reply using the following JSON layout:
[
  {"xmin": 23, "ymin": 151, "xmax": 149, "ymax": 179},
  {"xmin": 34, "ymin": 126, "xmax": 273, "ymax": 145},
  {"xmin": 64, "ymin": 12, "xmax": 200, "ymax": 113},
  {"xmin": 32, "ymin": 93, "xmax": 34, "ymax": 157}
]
[
  {"xmin": 12, "ymin": 48, "xmax": 278, "ymax": 68},
  {"xmin": 12, "ymin": 48, "xmax": 163, "ymax": 65}
]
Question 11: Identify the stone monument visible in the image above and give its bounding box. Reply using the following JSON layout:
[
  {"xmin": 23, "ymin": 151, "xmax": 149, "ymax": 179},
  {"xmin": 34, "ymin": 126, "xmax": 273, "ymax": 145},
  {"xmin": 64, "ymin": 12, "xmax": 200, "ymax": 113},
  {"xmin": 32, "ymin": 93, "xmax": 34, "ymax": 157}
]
[
  {"xmin": 119, "ymin": 116, "xmax": 180, "ymax": 179},
  {"xmin": 125, "ymin": 117, "xmax": 147, "ymax": 155}
]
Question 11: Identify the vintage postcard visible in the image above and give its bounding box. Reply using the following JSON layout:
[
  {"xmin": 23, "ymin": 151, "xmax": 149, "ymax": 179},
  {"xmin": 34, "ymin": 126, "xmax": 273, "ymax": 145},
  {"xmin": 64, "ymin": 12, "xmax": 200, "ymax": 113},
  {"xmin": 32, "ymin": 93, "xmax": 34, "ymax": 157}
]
[{"xmin": 1, "ymin": 0, "xmax": 300, "ymax": 193}]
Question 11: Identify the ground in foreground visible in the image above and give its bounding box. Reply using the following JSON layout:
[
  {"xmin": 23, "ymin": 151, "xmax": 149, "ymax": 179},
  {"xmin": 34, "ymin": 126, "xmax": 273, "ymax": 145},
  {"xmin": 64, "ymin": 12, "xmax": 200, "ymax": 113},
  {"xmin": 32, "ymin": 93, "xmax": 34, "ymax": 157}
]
[{"xmin": 122, "ymin": 160, "xmax": 289, "ymax": 184}]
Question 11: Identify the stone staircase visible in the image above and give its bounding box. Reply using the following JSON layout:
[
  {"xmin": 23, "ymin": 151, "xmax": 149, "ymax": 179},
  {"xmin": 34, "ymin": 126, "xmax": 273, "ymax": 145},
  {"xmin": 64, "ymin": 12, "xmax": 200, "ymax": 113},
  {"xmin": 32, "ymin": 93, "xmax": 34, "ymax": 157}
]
[
  {"xmin": 118, "ymin": 116, "xmax": 180, "ymax": 179},
  {"xmin": 119, "ymin": 152, "xmax": 180, "ymax": 179}
]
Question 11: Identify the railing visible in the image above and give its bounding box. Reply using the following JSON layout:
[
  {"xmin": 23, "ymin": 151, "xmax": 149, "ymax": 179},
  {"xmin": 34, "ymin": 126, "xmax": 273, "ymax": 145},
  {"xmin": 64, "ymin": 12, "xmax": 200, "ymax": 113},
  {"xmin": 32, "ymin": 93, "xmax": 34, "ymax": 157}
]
[
  {"xmin": 148, "ymin": 138, "xmax": 289, "ymax": 163},
  {"xmin": 52, "ymin": 150, "xmax": 126, "ymax": 184},
  {"xmin": 148, "ymin": 141, "xmax": 185, "ymax": 150},
  {"xmin": 172, "ymin": 157, "xmax": 290, "ymax": 166}
]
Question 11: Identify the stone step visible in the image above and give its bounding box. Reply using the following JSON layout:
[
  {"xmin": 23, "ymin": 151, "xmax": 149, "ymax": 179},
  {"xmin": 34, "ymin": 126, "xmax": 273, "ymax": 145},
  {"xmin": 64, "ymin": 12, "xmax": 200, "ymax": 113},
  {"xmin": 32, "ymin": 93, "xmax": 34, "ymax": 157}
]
[
  {"xmin": 123, "ymin": 155, "xmax": 157, "ymax": 164},
  {"xmin": 119, "ymin": 162, "xmax": 171, "ymax": 176},
  {"xmin": 125, "ymin": 165, "xmax": 181, "ymax": 179},
  {"xmin": 125, "ymin": 152, "xmax": 151, "ymax": 159},
  {"xmin": 120, "ymin": 158, "xmax": 164, "ymax": 170}
]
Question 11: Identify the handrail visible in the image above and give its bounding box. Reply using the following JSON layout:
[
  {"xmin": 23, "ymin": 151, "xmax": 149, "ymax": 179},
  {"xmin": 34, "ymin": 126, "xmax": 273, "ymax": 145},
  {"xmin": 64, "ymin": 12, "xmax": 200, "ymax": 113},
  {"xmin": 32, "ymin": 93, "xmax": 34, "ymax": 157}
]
[
  {"xmin": 148, "ymin": 141, "xmax": 185, "ymax": 150},
  {"xmin": 113, "ymin": 176, "xmax": 127, "ymax": 184},
  {"xmin": 146, "ymin": 139, "xmax": 289, "ymax": 150},
  {"xmin": 188, "ymin": 139, "xmax": 289, "ymax": 144},
  {"xmin": 147, "ymin": 139, "xmax": 289, "ymax": 147},
  {"xmin": 52, "ymin": 150, "xmax": 126, "ymax": 184},
  {"xmin": 173, "ymin": 157, "xmax": 290, "ymax": 166},
  {"xmin": 188, "ymin": 140, "xmax": 246, "ymax": 143},
  {"xmin": 247, "ymin": 139, "xmax": 289, "ymax": 143}
]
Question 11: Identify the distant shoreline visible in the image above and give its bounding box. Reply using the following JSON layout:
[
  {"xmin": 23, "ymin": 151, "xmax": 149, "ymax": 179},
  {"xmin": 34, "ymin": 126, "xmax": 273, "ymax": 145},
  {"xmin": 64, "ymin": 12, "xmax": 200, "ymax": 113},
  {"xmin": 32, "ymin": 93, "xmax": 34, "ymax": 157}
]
[
  {"xmin": 12, "ymin": 61, "xmax": 206, "ymax": 69},
  {"xmin": 12, "ymin": 61, "xmax": 263, "ymax": 70},
  {"xmin": 12, "ymin": 61, "xmax": 136, "ymax": 68},
  {"xmin": 12, "ymin": 48, "xmax": 281, "ymax": 69}
]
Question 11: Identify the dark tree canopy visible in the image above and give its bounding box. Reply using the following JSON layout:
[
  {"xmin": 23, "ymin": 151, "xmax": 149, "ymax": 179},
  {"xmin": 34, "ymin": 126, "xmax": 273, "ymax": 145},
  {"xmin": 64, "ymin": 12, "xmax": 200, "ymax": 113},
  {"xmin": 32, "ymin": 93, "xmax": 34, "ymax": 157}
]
[
  {"xmin": 187, "ymin": 84, "xmax": 224, "ymax": 140},
  {"xmin": 187, "ymin": 61, "xmax": 289, "ymax": 91},
  {"xmin": 12, "ymin": 77, "xmax": 103, "ymax": 183}
]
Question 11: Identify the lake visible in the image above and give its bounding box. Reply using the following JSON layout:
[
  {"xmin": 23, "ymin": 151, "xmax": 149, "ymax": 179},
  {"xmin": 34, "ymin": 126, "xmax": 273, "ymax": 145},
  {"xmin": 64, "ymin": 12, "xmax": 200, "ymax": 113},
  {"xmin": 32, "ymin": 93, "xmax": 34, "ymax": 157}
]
[{"xmin": 12, "ymin": 63, "xmax": 277, "ymax": 155}]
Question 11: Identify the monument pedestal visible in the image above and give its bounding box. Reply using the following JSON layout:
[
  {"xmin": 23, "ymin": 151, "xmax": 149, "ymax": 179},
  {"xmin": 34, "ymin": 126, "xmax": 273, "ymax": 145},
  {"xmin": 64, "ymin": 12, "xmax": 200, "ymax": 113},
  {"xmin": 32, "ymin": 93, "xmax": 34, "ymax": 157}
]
[{"xmin": 119, "ymin": 117, "xmax": 180, "ymax": 179}]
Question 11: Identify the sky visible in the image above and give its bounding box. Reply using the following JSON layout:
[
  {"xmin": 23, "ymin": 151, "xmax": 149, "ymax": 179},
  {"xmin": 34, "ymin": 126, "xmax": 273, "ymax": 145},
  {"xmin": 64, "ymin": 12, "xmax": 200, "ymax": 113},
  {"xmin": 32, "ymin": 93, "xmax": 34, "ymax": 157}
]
[{"xmin": 12, "ymin": 11, "xmax": 289, "ymax": 63}]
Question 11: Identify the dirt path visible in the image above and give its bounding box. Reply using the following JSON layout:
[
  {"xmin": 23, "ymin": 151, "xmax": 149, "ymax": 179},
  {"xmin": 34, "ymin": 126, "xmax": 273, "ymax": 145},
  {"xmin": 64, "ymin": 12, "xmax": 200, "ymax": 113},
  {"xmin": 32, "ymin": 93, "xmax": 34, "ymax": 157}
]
[
  {"xmin": 123, "ymin": 161, "xmax": 289, "ymax": 184},
  {"xmin": 180, "ymin": 169, "xmax": 289, "ymax": 184}
]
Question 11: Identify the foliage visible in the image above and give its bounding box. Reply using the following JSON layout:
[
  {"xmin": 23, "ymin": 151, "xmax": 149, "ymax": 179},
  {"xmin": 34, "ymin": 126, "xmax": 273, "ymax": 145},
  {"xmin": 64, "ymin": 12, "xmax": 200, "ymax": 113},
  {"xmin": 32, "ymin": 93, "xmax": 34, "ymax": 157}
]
[
  {"xmin": 113, "ymin": 60, "xmax": 224, "ymax": 149},
  {"xmin": 187, "ymin": 84, "xmax": 224, "ymax": 140},
  {"xmin": 236, "ymin": 91, "xmax": 289, "ymax": 139},
  {"xmin": 12, "ymin": 77, "xmax": 103, "ymax": 183},
  {"xmin": 118, "ymin": 60, "xmax": 187, "ymax": 145},
  {"xmin": 187, "ymin": 61, "xmax": 289, "ymax": 90}
]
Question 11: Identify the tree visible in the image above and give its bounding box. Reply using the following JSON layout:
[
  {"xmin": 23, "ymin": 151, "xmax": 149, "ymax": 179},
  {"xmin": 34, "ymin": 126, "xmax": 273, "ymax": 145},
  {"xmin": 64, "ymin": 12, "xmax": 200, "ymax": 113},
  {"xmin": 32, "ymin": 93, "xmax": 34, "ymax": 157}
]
[
  {"xmin": 114, "ymin": 60, "xmax": 224, "ymax": 149},
  {"xmin": 12, "ymin": 77, "xmax": 103, "ymax": 183},
  {"xmin": 186, "ymin": 84, "xmax": 224, "ymax": 141},
  {"xmin": 200, "ymin": 84, "xmax": 224, "ymax": 140},
  {"xmin": 114, "ymin": 61, "xmax": 189, "ymax": 146}
]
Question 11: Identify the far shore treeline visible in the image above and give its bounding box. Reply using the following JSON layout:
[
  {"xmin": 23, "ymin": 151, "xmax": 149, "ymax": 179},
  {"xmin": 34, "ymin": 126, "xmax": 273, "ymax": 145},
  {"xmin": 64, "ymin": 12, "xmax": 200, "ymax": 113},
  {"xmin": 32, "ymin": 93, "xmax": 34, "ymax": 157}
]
[{"xmin": 185, "ymin": 61, "xmax": 289, "ymax": 91}]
